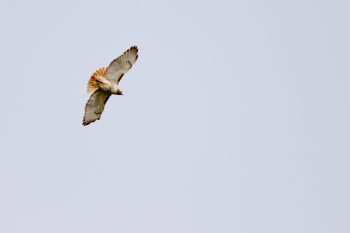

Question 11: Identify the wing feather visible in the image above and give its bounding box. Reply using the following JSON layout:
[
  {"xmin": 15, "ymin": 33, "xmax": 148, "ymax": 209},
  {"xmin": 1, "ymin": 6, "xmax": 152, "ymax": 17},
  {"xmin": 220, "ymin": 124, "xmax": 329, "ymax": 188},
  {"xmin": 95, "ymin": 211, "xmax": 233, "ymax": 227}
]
[
  {"xmin": 104, "ymin": 46, "xmax": 138, "ymax": 84},
  {"xmin": 82, "ymin": 90, "xmax": 111, "ymax": 126}
]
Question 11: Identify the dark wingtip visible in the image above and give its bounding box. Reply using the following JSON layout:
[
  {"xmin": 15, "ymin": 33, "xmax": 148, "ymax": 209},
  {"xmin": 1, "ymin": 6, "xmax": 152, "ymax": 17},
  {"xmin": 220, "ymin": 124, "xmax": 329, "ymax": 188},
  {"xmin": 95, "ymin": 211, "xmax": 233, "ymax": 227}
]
[{"xmin": 131, "ymin": 45, "xmax": 138, "ymax": 52}]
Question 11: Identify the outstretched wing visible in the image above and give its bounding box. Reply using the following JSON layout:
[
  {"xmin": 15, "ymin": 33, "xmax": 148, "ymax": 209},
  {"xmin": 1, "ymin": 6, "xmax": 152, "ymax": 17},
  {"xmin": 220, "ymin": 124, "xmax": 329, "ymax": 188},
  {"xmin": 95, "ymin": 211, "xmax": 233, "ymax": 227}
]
[
  {"xmin": 105, "ymin": 46, "xmax": 138, "ymax": 84},
  {"xmin": 83, "ymin": 90, "xmax": 111, "ymax": 126}
]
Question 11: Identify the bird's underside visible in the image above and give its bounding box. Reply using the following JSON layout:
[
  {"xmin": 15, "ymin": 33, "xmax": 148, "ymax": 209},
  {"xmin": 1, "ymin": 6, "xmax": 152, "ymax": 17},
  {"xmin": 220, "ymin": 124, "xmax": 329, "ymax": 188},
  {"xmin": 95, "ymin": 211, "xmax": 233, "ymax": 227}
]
[{"xmin": 82, "ymin": 46, "xmax": 138, "ymax": 126}]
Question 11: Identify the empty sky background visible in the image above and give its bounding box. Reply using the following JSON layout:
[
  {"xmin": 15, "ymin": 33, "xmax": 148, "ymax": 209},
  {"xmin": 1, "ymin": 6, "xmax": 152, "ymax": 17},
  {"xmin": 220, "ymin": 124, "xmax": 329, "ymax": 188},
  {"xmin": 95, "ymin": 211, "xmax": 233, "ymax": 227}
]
[{"xmin": 0, "ymin": 0, "xmax": 349, "ymax": 232}]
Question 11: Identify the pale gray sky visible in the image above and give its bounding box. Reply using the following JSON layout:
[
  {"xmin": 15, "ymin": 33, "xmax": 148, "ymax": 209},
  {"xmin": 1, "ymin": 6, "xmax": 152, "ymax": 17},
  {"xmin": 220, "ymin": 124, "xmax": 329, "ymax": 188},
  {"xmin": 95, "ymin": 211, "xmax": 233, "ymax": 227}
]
[{"xmin": 0, "ymin": 0, "xmax": 349, "ymax": 232}]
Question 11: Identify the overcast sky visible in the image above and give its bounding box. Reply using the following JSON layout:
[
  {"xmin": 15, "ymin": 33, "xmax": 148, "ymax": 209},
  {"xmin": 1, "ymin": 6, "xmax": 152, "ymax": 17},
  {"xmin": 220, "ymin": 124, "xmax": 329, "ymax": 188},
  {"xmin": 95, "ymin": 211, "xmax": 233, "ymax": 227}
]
[{"xmin": 0, "ymin": 0, "xmax": 349, "ymax": 232}]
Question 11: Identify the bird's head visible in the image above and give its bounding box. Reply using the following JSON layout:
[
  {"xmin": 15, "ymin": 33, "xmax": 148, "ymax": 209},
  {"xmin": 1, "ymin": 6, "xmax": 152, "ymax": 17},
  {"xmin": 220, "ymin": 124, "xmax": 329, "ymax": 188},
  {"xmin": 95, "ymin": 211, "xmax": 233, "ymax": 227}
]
[
  {"xmin": 111, "ymin": 84, "xmax": 123, "ymax": 95},
  {"xmin": 117, "ymin": 89, "xmax": 123, "ymax": 95}
]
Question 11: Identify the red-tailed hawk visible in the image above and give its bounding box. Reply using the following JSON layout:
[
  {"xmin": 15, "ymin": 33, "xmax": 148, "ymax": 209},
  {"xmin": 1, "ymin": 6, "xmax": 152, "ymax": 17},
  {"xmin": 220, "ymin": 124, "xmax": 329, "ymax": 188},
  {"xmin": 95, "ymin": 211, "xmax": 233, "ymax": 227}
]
[{"xmin": 82, "ymin": 46, "xmax": 138, "ymax": 126}]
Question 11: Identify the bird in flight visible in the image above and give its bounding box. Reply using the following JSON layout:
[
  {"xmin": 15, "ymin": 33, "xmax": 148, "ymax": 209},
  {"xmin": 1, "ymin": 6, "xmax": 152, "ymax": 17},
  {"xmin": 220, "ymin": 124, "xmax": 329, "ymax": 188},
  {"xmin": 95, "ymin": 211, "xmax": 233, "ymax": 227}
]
[{"xmin": 82, "ymin": 46, "xmax": 138, "ymax": 126}]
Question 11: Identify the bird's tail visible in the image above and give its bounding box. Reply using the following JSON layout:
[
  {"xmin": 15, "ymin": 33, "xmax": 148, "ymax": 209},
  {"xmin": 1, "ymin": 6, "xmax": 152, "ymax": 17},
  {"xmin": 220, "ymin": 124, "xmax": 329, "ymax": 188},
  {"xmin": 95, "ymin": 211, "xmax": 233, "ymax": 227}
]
[{"xmin": 87, "ymin": 67, "xmax": 107, "ymax": 93}]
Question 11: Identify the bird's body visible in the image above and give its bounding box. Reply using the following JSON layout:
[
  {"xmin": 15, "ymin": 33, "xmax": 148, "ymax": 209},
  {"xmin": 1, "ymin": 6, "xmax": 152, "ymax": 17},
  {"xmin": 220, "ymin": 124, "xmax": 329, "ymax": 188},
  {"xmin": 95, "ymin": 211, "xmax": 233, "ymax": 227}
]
[
  {"xmin": 82, "ymin": 46, "xmax": 138, "ymax": 126},
  {"xmin": 94, "ymin": 75, "xmax": 120, "ymax": 94}
]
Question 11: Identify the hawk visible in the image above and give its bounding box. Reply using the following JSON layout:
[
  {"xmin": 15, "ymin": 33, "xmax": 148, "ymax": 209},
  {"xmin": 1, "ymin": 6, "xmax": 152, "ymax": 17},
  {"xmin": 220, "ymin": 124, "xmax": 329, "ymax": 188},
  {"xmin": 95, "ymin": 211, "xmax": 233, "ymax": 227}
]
[{"xmin": 82, "ymin": 46, "xmax": 138, "ymax": 126}]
